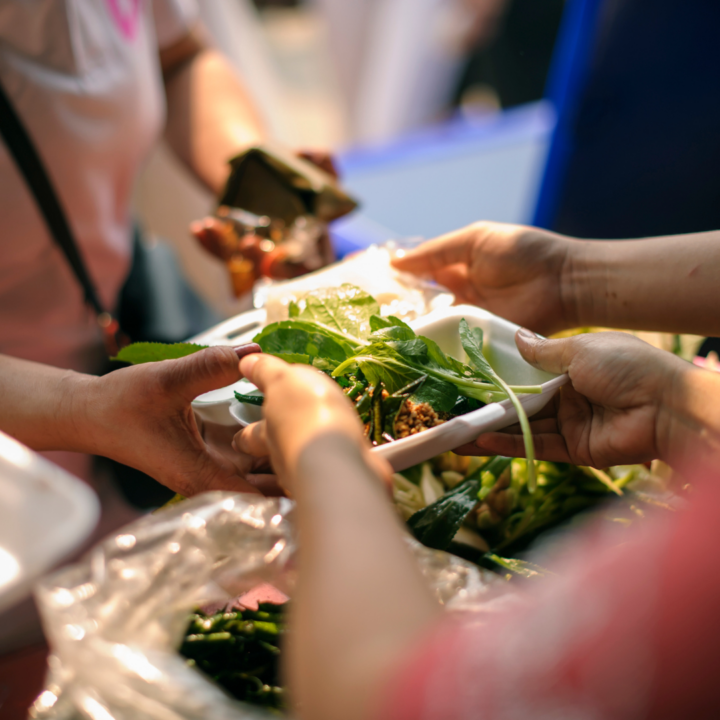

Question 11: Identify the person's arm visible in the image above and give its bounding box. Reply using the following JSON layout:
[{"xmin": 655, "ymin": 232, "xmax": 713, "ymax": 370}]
[
  {"xmin": 391, "ymin": 222, "xmax": 720, "ymax": 337},
  {"xmin": 235, "ymin": 355, "xmax": 442, "ymax": 720},
  {"xmin": 569, "ymin": 230, "xmax": 720, "ymax": 336},
  {"xmin": 160, "ymin": 28, "xmax": 266, "ymax": 195},
  {"xmin": 0, "ymin": 346, "xmax": 267, "ymax": 496}
]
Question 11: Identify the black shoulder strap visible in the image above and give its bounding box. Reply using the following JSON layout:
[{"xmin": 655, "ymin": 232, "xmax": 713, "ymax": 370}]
[{"xmin": 0, "ymin": 80, "xmax": 106, "ymax": 317}]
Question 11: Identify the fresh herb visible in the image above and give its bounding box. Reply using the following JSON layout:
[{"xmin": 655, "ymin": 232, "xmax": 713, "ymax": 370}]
[
  {"xmin": 234, "ymin": 391, "xmax": 264, "ymax": 406},
  {"xmin": 406, "ymin": 456, "xmax": 635, "ymax": 562},
  {"xmin": 458, "ymin": 319, "xmax": 537, "ymax": 492},
  {"xmin": 407, "ymin": 457, "xmax": 512, "ymax": 550}
]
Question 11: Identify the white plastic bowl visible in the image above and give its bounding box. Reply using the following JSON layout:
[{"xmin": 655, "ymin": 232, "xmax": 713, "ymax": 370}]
[
  {"xmin": 218, "ymin": 304, "xmax": 567, "ymax": 471},
  {"xmin": 0, "ymin": 431, "xmax": 100, "ymax": 614}
]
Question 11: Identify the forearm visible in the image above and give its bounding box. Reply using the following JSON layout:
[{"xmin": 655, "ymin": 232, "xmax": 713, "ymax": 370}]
[
  {"xmin": 163, "ymin": 40, "xmax": 265, "ymax": 194},
  {"xmin": 658, "ymin": 362, "xmax": 720, "ymax": 471},
  {"xmin": 566, "ymin": 230, "xmax": 720, "ymax": 335},
  {"xmin": 0, "ymin": 355, "xmax": 99, "ymax": 453},
  {"xmin": 288, "ymin": 433, "xmax": 440, "ymax": 720}
]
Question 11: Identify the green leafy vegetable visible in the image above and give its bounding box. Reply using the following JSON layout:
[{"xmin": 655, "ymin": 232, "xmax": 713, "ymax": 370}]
[
  {"xmin": 459, "ymin": 319, "xmax": 538, "ymax": 493},
  {"xmin": 234, "ymin": 391, "xmax": 264, "ymax": 406},
  {"xmin": 253, "ymin": 319, "xmax": 357, "ymax": 370},
  {"xmin": 407, "ymin": 478, "xmax": 482, "ymax": 550},
  {"xmin": 289, "ymin": 283, "xmax": 380, "ymax": 343},
  {"xmin": 255, "ymin": 285, "xmax": 543, "ymax": 445},
  {"xmin": 112, "ymin": 342, "xmax": 208, "ymax": 364},
  {"xmin": 407, "ymin": 457, "xmax": 512, "ymax": 550}
]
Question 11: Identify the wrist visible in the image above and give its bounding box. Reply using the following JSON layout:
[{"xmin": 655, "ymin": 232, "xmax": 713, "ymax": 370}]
[
  {"xmin": 53, "ymin": 371, "xmax": 104, "ymax": 455},
  {"xmin": 560, "ymin": 238, "xmax": 609, "ymax": 330},
  {"xmin": 657, "ymin": 361, "xmax": 720, "ymax": 469},
  {"xmin": 293, "ymin": 432, "xmax": 385, "ymax": 499}
]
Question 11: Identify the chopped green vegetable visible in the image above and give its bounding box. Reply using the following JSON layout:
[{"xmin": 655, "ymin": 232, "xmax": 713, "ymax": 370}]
[
  {"xmin": 180, "ymin": 602, "xmax": 288, "ymax": 712},
  {"xmin": 407, "ymin": 457, "xmax": 512, "ymax": 550},
  {"xmin": 234, "ymin": 391, "xmax": 264, "ymax": 406}
]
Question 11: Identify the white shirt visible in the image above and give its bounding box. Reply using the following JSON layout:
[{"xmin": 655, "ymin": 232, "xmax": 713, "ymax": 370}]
[{"xmin": 0, "ymin": 0, "xmax": 198, "ymax": 374}]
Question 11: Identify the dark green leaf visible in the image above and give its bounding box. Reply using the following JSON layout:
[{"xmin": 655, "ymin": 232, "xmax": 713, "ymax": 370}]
[
  {"xmin": 275, "ymin": 353, "xmax": 311, "ymax": 364},
  {"xmin": 289, "ymin": 283, "xmax": 379, "ymax": 341},
  {"xmin": 459, "ymin": 319, "xmax": 497, "ymax": 381},
  {"xmin": 410, "ymin": 375, "xmax": 458, "ymax": 414},
  {"xmin": 340, "ymin": 343, "xmax": 421, "ymax": 393},
  {"xmin": 368, "ymin": 315, "xmax": 416, "ymax": 342},
  {"xmin": 112, "ymin": 342, "xmax": 207, "ymax": 364},
  {"xmin": 382, "ymin": 395, "xmax": 406, "ymax": 438},
  {"xmin": 452, "ymin": 395, "xmax": 484, "ymax": 415},
  {"xmin": 253, "ymin": 320, "xmax": 355, "ymax": 369},
  {"xmin": 407, "ymin": 477, "xmax": 481, "ymax": 550},
  {"xmin": 234, "ymin": 392, "xmax": 264, "ymax": 406}
]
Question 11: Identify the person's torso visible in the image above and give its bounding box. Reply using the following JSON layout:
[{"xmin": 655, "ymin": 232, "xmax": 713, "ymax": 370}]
[{"xmin": 0, "ymin": 0, "xmax": 166, "ymax": 372}]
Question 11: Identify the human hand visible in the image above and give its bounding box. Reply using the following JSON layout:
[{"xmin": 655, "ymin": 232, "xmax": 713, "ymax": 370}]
[
  {"xmin": 392, "ymin": 221, "xmax": 579, "ymax": 336},
  {"xmin": 456, "ymin": 329, "xmax": 691, "ymax": 468},
  {"xmin": 190, "ymin": 148, "xmax": 338, "ymax": 265},
  {"xmin": 86, "ymin": 345, "xmax": 269, "ymax": 497},
  {"xmin": 232, "ymin": 355, "xmax": 391, "ymax": 494}
]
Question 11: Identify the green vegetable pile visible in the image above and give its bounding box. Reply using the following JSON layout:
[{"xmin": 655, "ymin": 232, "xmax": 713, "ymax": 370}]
[
  {"xmin": 180, "ymin": 602, "xmax": 287, "ymax": 712},
  {"xmin": 396, "ymin": 453, "xmax": 671, "ymax": 576}
]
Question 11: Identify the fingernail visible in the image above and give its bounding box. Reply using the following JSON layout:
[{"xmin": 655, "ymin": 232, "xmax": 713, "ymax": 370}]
[
  {"xmin": 234, "ymin": 343, "xmax": 262, "ymax": 360},
  {"xmin": 239, "ymin": 352, "xmax": 261, "ymax": 379},
  {"xmin": 516, "ymin": 328, "xmax": 540, "ymax": 342}
]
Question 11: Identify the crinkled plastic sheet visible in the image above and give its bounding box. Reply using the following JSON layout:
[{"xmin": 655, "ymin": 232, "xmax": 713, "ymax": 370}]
[
  {"xmin": 257, "ymin": 241, "xmax": 454, "ymax": 325},
  {"xmin": 31, "ymin": 492, "xmax": 494, "ymax": 720}
]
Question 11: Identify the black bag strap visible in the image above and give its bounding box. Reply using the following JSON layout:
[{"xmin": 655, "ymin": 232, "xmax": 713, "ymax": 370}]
[{"xmin": 0, "ymin": 80, "xmax": 124, "ymax": 353}]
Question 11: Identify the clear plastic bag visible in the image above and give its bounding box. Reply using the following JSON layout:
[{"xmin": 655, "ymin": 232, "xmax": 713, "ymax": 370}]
[
  {"xmin": 256, "ymin": 241, "xmax": 454, "ymax": 325},
  {"xmin": 31, "ymin": 492, "xmax": 495, "ymax": 720}
]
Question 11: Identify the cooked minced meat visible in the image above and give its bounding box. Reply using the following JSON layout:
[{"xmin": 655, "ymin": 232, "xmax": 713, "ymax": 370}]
[{"xmin": 394, "ymin": 400, "xmax": 446, "ymax": 438}]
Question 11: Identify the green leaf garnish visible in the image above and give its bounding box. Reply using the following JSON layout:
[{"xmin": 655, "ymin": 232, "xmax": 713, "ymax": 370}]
[
  {"xmin": 234, "ymin": 391, "xmax": 264, "ymax": 406},
  {"xmin": 459, "ymin": 319, "xmax": 538, "ymax": 493}
]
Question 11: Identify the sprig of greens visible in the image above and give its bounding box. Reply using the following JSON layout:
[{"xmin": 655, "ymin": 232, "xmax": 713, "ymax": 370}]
[{"xmin": 458, "ymin": 319, "xmax": 537, "ymax": 492}]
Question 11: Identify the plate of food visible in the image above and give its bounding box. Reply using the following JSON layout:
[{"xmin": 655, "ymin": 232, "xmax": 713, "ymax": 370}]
[
  {"xmin": 189, "ymin": 245, "xmax": 453, "ymax": 425},
  {"xmin": 114, "ymin": 280, "xmax": 565, "ymax": 481},
  {"xmin": 226, "ymin": 283, "xmax": 567, "ymax": 475}
]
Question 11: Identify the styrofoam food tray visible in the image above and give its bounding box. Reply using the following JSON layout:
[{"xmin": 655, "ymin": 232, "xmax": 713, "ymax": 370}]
[
  {"xmin": 191, "ymin": 308, "xmax": 267, "ymax": 425},
  {"xmin": 0, "ymin": 431, "xmax": 100, "ymax": 614},
  {"xmin": 216, "ymin": 304, "xmax": 567, "ymax": 471}
]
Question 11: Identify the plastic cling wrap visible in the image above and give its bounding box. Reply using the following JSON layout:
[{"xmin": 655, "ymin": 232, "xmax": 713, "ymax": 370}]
[{"xmin": 31, "ymin": 492, "xmax": 495, "ymax": 720}]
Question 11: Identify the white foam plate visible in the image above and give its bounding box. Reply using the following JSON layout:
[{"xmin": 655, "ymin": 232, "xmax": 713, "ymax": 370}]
[
  {"xmin": 190, "ymin": 309, "xmax": 267, "ymax": 426},
  {"xmin": 214, "ymin": 304, "xmax": 567, "ymax": 471},
  {"xmin": 0, "ymin": 432, "xmax": 100, "ymax": 614}
]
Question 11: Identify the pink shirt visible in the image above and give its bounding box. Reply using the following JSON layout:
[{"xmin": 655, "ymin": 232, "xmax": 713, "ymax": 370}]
[
  {"xmin": 381, "ymin": 472, "xmax": 720, "ymax": 719},
  {"xmin": 0, "ymin": 0, "xmax": 197, "ymax": 374}
]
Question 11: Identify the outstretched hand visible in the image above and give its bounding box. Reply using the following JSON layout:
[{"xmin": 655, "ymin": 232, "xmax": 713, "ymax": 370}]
[
  {"xmin": 392, "ymin": 221, "xmax": 577, "ymax": 336},
  {"xmin": 191, "ymin": 148, "xmax": 338, "ymax": 270},
  {"xmin": 89, "ymin": 345, "xmax": 270, "ymax": 497},
  {"xmin": 456, "ymin": 330, "xmax": 689, "ymax": 469},
  {"xmin": 232, "ymin": 354, "xmax": 391, "ymax": 494}
]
